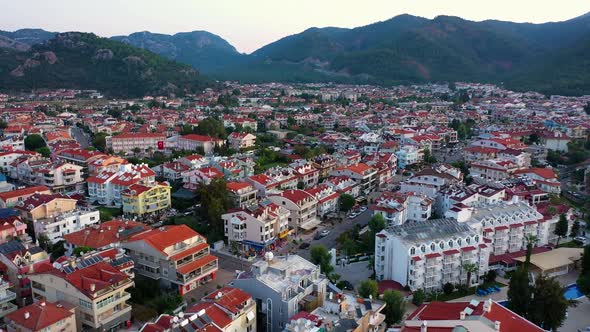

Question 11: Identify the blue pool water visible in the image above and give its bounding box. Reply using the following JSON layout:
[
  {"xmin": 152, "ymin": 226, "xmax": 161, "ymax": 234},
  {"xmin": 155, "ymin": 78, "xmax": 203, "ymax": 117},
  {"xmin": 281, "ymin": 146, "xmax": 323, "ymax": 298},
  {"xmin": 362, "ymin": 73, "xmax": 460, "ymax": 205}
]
[{"xmin": 564, "ymin": 284, "xmax": 584, "ymax": 300}]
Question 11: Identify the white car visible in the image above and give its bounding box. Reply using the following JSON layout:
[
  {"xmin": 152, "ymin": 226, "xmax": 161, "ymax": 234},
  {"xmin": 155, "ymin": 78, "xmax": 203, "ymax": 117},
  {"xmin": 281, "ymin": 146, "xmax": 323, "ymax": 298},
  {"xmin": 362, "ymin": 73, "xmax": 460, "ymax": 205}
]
[
  {"xmin": 574, "ymin": 236, "xmax": 587, "ymax": 244},
  {"xmin": 359, "ymin": 206, "xmax": 367, "ymax": 212}
]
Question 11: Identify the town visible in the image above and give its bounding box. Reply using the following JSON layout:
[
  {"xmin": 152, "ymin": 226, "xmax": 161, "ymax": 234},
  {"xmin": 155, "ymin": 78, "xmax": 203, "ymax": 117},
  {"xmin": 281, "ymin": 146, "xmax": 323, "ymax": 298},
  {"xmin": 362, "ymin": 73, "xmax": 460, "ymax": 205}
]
[{"xmin": 0, "ymin": 81, "xmax": 587, "ymax": 332}]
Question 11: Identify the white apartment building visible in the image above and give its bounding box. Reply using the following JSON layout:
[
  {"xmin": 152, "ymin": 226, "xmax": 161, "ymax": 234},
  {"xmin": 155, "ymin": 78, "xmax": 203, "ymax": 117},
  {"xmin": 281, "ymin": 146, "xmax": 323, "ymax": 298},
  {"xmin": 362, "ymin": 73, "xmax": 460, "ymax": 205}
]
[
  {"xmin": 329, "ymin": 163, "xmax": 377, "ymax": 196},
  {"xmin": 222, "ymin": 201, "xmax": 290, "ymax": 253},
  {"xmin": 106, "ymin": 132, "xmax": 166, "ymax": 155},
  {"xmin": 371, "ymin": 191, "xmax": 433, "ymax": 226},
  {"xmin": 268, "ymin": 189, "xmax": 320, "ymax": 232},
  {"xmin": 305, "ymin": 184, "xmax": 340, "ymax": 217},
  {"xmin": 469, "ymin": 159, "xmax": 519, "ymax": 181},
  {"xmin": 400, "ymin": 165, "xmax": 463, "ymax": 198},
  {"xmin": 290, "ymin": 161, "xmax": 320, "ymax": 188},
  {"xmin": 87, "ymin": 163, "xmax": 155, "ymax": 207},
  {"xmin": 0, "ymin": 279, "xmax": 16, "ymax": 319},
  {"xmin": 375, "ymin": 218, "xmax": 489, "ymax": 292},
  {"xmin": 33, "ymin": 208, "xmax": 100, "ymax": 244},
  {"xmin": 437, "ymin": 184, "xmax": 506, "ymax": 216},
  {"xmin": 447, "ymin": 202, "xmax": 546, "ymax": 256}
]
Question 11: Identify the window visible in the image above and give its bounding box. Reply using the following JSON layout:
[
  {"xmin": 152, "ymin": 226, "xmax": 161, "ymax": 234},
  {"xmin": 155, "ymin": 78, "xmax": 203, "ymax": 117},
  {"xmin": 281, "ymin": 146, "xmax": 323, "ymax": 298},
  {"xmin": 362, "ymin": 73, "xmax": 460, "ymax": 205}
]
[
  {"xmin": 420, "ymin": 245, "xmax": 426, "ymax": 253},
  {"xmin": 448, "ymin": 240, "xmax": 453, "ymax": 247},
  {"xmin": 430, "ymin": 243, "xmax": 435, "ymax": 251},
  {"xmin": 79, "ymin": 299, "xmax": 92, "ymax": 309},
  {"xmin": 410, "ymin": 247, "xmax": 416, "ymax": 255}
]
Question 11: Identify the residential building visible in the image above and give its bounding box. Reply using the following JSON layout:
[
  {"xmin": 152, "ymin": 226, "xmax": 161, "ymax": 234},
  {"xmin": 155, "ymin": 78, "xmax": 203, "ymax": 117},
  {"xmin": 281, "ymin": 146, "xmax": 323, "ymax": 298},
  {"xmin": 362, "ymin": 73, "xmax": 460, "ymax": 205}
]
[
  {"xmin": 227, "ymin": 132, "xmax": 256, "ymax": 150},
  {"xmin": 329, "ymin": 163, "xmax": 377, "ymax": 196},
  {"xmin": 470, "ymin": 159, "xmax": 520, "ymax": 181},
  {"xmin": 28, "ymin": 260, "xmax": 133, "ymax": 331},
  {"xmin": 375, "ymin": 218, "xmax": 489, "ymax": 291},
  {"xmin": 0, "ymin": 186, "xmax": 51, "ymax": 208},
  {"xmin": 222, "ymin": 201, "xmax": 290, "ymax": 253},
  {"xmin": 121, "ymin": 182, "xmax": 171, "ymax": 216},
  {"xmin": 121, "ymin": 225, "xmax": 218, "ymax": 295},
  {"xmin": 513, "ymin": 168, "xmax": 561, "ymax": 194},
  {"xmin": 539, "ymin": 130, "xmax": 570, "ymax": 152},
  {"xmin": 139, "ymin": 287, "xmax": 256, "ymax": 332},
  {"xmin": 0, "ymin": 279, "xmax": 17, "ymax": 319},
  {"xmin": 290, "ymin": 161, "xmax": 320, "ymax": 188},
  {"xmin": 106, "ymin": 132, "xmax": 166, "ymax": 155},
  {"xmin": 305, "ymin": 184, "xmax": 340, "ymax": 217},
  {"xmin": 0, "ymin": 215, "xmax": 29, "ymax": 244},
  {"xmin": 400, "ymin": 165, "xmax": 463, "ymax": 198},
  {"xmin": 311, "ymin": 154, "xmax": 337, "ymax": 179},
  {"xmin": 401, "ymin": 299, "xmax": 544, "ymax": 332},
  {"xmin": 396, "ymin": 145, "xmax": 421, "ymax": 169},
  {"xmin": 0, "ymin": 241, "xmax": 50, "ymax": 306},
  {"xmin": 177, "ymin": 134, "xmax": 224, "ymax": 154},
  {"xmin": 231, "ymin": 254, "xmax": 328, "ymax": 332},
  {"xmin": 63, "ymin": 220, "xmax": 151, "ymax": 253},
  {"xmin": 269, "ymin": 189, "xmax": 320, "ymax": 232},
  {"xmin": 5, "ymin": 299, "xmax": 76, "ymax": 332},
  {"xmin": 32, "ymin": 207, "xmax": 100, "ymax": 244},
  {"xmin": 12, "ymin": 158, "xmax": 83, "ymax": 192},
  {"xmin": 370, "ymin": 191, "xmax": 433, "ymax": 226},
  {"xmin": 87, "ymin": 163, "xmax": 156, "ymax": 207},
  {"xmin": 226, "ymin": 182, "xmax": 257, "ymax": 208},
  {"xmin": 15, "ymin": 193, "xmax": 78, "ymax": 223}
]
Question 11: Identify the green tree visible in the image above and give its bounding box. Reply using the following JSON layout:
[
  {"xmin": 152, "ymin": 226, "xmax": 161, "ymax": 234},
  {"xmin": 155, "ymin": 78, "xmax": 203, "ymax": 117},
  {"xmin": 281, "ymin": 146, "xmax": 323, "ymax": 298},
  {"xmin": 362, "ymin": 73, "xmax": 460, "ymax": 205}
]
[
  {"xmin": 443, "ymin": 282, "xmax": 454, "ymax": 295},
  {"xmin": 92, "ymin": 133, "xmax": 108, "ymax": 152},
  {"xmin": 570, "ymin": 220, "xmax": 581, "ymax": 238},
  {"xmin": 524, "ymin": 234, "xmax": 538, "ymax": 271},
  {"xmin": 73, "ymin": 246, "xmax": 94, "ymax": 257},
  {"xmin": 577, "ymin": 245, "xmax": 590, "ymax": 296},
  {"xmin": 358, "ymin": 280, "xmax": 378, "ymax": 299},
  {"xmin": 423, "ymin": 148, "xmax": 437, "ymax": 164},
  {"xmin": 196, "ymin": 178, "xmax": 232, "ymax": 242},
  {"xmin": 528, "ymin": 275, "xmax": 571, "ymax": 332},
  {"xmin": 554, "ymin": 214, "xmax": 568, "ymax": 246},
  {"xmin": 383, "ymin": 290, "xmax": 406, "ymax": 325},
  {"xmin": 462, "ymin": 262, "xmax": 478, "ymax": 288},
  {"xmin": 195, "ymin": 117, "xmax": 226, "ymax": 139},
  {"xmin": 367, "ymin": 214, "xmax": 387, "ymax": 253},
  {"xmin": 25, "ymin": 134, "xmax": 46, "ymax": 151},
  {"xmin": 310, "ymin": 245, "xmax": 334, "ymax": 275},
  {"xmin": 412, "ymin": 289, "xmax": 426, "ymax": 306},
  {"xmin": 507, "ymin": 267, "xmax": 531, "ymax": 317},
  {"xmin": 35, "ymin": 146, "xmax": 51, "ymax": 157},
  {"xmin": 339, "ymin": 194, "xmax": 355, "ymax": 213}
]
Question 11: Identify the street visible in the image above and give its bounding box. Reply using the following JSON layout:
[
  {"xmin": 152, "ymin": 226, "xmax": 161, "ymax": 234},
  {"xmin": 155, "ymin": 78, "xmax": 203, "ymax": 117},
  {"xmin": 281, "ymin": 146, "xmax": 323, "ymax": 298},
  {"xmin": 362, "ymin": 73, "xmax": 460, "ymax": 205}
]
[
  {"xmin": 295, "ymin": 209, "xmax": 373, "ymax": 260},
  {"xmin": 71, "ymin": 125, "xmax": 92, "ymax": 149}
]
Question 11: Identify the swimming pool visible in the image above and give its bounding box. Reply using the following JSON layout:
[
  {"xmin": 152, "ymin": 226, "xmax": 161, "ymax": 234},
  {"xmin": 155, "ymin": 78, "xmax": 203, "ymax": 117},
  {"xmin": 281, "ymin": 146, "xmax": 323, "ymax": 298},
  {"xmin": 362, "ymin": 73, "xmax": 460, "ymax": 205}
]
[{"xmin": 564, "ymin": 284, "xmax": 584, "ymax": 300}]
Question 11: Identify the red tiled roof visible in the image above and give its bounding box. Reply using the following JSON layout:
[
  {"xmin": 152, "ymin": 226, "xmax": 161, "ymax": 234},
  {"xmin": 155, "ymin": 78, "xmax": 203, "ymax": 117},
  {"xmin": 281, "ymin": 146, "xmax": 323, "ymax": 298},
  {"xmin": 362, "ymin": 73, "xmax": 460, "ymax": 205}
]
[
  {"xmin": 170, "ymin": 242, "xmax": 209, "ymax": 261},
  {"xmin": 461, "ymin": 246, "xmax": 477, "ymax": 252},
  {"xmin": 203, "ymin": 287, "xmax": 251, "ymax": 314},
  {"xmin": 181, "ymin": 134, "xmax": 220, "ymax": 142},
  {"xmin": 6, "ymin": 300, "xmax": 74, "ymax": 331},
  {"xmin": 425, "ymin": 253, "xmax": 441, "ymax": 259},
  {"xmin": 128, "ymin": 225, "xmax": 203, "ymax": 256},
  {"xmin": 63, "ymin": 220, "xmax": 150, "ymax": 248},
  {"xmin": 176, "ymin": 254, "xmax": 217, "ymax": 275},
  {"xmin": 0, "ymin": 186, "xmax": 51, "ymax": 201}
]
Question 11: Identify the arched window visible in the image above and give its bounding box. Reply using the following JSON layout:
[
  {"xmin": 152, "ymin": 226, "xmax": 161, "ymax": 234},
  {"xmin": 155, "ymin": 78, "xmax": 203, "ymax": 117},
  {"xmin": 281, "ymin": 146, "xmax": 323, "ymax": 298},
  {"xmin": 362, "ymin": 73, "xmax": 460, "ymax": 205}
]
[
  {"xmin": 410, "ymin": 247, "xmax": 416, "ymax": 255},
  {"xmin": 430, "ymin": 243, "xmax": 436, "ymax": 251},
  {"xmin": 448, "ymin": 240, "xmax": 454, "ymax": 247},
  {"xmin": 457, "ymin": 239, "xmax": 462, "ymax": 246},
  {"xmin": 439, "ymin": 242, "xmax": 445, "ymax": 249},
  {"xmin": 466, "ymin": 237, "xmax": 471, "ymax": 244},
  {"xmin": 420, "ymin": 245, "xmax": 426, "ymax": 253},
  {"xmin": 475, "ymin": 235, "xmax": 480, "ymax": 242}
]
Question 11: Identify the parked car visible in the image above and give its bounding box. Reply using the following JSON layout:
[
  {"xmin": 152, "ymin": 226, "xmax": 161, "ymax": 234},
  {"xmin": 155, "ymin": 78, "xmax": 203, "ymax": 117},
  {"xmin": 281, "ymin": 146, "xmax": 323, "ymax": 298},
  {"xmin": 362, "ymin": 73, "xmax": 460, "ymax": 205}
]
[
  {"xmin": 299, "ymin": 242, "xmax": 310, "ymax": 249},
  {"xmin": 574, "ymin": 236, "xmax": 587, "ymax": 244},
  {"xmin": 359, "ymin": 206, "xmax": 367, "ymax": 212},
  {"xmin": 320, "ymin": 229, "xmax": 330, "ymax": 237},
  {"xmin": 339, "ymin": 280, "xmax": 354, "ymax": 291}
]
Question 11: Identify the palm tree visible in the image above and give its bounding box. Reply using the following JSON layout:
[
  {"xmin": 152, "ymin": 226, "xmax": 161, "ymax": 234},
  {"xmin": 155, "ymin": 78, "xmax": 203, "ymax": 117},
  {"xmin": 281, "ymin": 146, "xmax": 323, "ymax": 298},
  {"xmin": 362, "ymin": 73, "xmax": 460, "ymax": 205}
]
[
  {"xmin": 463, "ymin": 263, "xmax": 478, "ymax": 289},
  {"xmin": 524, "ymin": 234, "xmax": 539, "ymax": 272}
]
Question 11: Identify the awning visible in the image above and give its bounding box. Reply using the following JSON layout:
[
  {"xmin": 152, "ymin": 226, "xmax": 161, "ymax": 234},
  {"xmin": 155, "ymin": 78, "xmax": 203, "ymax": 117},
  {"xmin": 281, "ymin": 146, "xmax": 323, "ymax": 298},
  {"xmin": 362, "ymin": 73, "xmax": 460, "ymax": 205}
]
[
  {"xmin": 299, "ymin": 218, "xmax": 322, "ymax": 231},
  {"xmin": 279, "ymin": 229, "xmax": 291, "ymax": 239},
  {"xmin": 513, "ymin": 248, "xmax": 583, "ymax": 272}
]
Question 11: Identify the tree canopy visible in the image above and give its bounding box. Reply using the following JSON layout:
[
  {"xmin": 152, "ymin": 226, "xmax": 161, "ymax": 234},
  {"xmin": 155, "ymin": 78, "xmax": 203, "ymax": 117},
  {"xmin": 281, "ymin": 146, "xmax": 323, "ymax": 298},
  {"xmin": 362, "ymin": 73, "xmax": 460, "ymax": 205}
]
[
  {"xmin": 25, "ymin": 134, "xmax": 46, "ymax": 151},
  {"xmin": 310, "ymin": 245, "xmax": 334, "ymax": 276},
  {"xmin": 358, "ymin": 280, "xmax": 378, "ymax": 299},
  {"xmin": 383, "ymin": 290, "xmax": 406, "ymax": 325}
]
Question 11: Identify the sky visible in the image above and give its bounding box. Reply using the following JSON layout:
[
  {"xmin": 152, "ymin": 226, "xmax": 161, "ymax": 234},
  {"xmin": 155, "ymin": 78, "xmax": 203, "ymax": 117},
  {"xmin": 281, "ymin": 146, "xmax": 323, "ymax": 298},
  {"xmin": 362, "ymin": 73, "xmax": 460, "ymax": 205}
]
[{"xmin": 2, "ymin": 0, "xmax": 590, "ymax": 53}]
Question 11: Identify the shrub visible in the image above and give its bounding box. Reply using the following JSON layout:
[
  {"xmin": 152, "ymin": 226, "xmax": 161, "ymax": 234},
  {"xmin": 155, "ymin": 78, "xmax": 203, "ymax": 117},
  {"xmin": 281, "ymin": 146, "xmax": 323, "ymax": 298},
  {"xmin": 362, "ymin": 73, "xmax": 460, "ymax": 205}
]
[
  {"xmin": 412, "ymin": 289, "xmax": 426, "ymax": 306},
  {"xmin": 443, "ymin": 282, "xmax": 454, "ymax": 295}
]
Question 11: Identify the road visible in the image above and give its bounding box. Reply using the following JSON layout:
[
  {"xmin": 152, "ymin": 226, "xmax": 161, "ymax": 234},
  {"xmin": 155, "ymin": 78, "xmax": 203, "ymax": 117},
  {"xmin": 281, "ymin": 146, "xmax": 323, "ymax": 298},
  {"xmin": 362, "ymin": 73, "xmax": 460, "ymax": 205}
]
[
  {"xmin": 71, "ymin": 126, "xmax": 92, "ymax": 149},
  {"xmin": 296, "ymin": 210, "xmax": 373, "ymax": 260}
]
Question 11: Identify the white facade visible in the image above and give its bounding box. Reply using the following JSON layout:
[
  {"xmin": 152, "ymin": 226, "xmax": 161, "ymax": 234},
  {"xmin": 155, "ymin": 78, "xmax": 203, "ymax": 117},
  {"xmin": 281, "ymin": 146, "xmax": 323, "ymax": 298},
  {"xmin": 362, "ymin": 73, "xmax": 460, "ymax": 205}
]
[
  {"xmin": 33, "ymin": 208, "xmax": 100, "ymax": 244},
  {"xmin": 375, "ymin": 218, "xmax": 489, "ymax": 291}
]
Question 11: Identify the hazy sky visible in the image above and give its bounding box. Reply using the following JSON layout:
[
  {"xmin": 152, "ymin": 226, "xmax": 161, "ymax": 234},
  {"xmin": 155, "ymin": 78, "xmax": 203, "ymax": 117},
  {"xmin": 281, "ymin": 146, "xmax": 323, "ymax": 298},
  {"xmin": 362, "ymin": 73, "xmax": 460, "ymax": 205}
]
[{"xmin": 2, "ymin": 0, "xmax": 590, "ymax": 53}]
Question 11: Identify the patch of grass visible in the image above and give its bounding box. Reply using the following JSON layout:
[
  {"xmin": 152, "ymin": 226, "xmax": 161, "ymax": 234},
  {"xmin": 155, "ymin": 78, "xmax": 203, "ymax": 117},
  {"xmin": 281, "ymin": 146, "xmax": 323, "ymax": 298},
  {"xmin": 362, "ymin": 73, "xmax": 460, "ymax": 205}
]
[
  {"xmin": 97, "ymin": 206, "xmax": 123, "ymax": 222},
  {"xmin": 558, "ymin": 241, "xmax": 584, "ymax": 248}
]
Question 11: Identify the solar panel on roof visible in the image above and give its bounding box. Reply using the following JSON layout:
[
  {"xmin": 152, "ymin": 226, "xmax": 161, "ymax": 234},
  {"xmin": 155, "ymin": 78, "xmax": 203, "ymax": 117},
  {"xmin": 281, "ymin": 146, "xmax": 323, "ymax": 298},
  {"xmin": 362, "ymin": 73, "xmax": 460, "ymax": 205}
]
[
  {"xmin": 200, "ymin": 313, "xmax": 212, "ymax": 324},
  {"xmin": 364, "ymin": 300, "xmax": 372, "ymax": 310},
  {"xmin": 63, "ymin": 266, "xmax": 75, "ymax": 274},
  {"xmin": 192, "ymin": 319, "xmax": 204, "ymax": 329},
  {"xmin": 355, "ymin": 307, "xmax": 363, "ymax": 318},
  {"xmin": 183, "ymin": 323, "xmax": 195, "ymax": 332}
]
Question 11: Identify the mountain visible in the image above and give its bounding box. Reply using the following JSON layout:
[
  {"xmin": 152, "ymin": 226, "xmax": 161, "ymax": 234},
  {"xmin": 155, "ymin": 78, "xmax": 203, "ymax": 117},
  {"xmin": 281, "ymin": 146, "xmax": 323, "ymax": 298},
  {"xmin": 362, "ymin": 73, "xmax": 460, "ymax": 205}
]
[
  {"xmin": 111, "ymin": 31, "xmax": 245, "ymax": 73},
  {"xmin": 237, "ymin": 14, "xmax": 590, "ymax": 90},
  {"xmin": 0, "ymin": 32, "xmax": 213, "ymax": 97},
  {"xmin": 0, "ymin": 29, "xmax": 55, "ymax": 49}
]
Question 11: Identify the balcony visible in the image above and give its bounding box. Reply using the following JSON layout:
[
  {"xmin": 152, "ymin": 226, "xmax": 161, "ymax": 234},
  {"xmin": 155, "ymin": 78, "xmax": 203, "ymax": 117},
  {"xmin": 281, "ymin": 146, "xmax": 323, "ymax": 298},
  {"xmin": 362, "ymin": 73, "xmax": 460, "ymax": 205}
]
[
  {"xmin": 97, "ymin": 303, "xmax": 132, "ymax": 327},
  {"xmin": 0, "ymin": 290, "xmax": 16, "ymax": 303}
]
